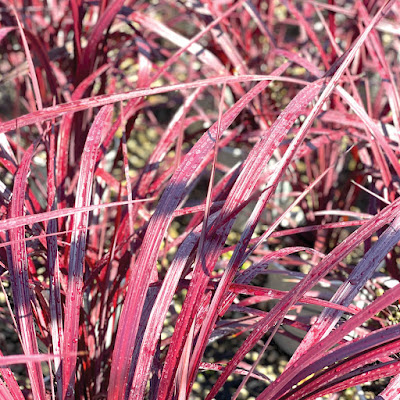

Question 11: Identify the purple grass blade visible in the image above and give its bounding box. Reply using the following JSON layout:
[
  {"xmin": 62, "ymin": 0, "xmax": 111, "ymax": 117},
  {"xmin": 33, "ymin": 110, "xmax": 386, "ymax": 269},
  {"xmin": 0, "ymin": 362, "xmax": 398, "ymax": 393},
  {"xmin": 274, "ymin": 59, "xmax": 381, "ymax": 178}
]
[
  {"xmin": 259, "ymin": 269, "xmax": 400, "ymax": 399},
  {"xmin": 287, "ymin": 337, "xmax": 400, "ymax": 400},
  {"xmin": 62, "ymin": 105, "xmax": 113, "ymax": 399},
  {"xmin": 6, "ymin": 144, "xmax": 46, "ymax": 400},
  {"xmin": 46, "ymin": 124, "xmax": 64, "ymax": 398},
  {"xmin": 288, "ymin": 213, "xmax": 400, "ymax": 368},
  {"xmin": 302, "ymin": 361, "xmax": 400, "ymax": 400}
]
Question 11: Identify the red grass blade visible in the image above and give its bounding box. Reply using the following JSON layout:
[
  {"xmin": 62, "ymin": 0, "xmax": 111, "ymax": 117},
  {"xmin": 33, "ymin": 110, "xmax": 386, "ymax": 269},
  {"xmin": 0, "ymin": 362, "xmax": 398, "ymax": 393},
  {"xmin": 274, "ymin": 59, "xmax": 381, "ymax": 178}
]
[
  {"xmin": 0, "ymin": 199, "xmax": 152, "ymax": 232},
  {"xmin": 62, "ymin": 105, "xmax": 113, "ymax": 399},
  {"xmin": 0, "ymin": 74, "xmax": 306, "ymax": 135},
  {"xmin": 57, "ymin": 64, "xmax": 111, "ymax": 204},
  {"xmin": 0, "ymin": 351, "xmax": 24, "ymax": 400},
  {"xmin": 78, "ymin": 0, "xmax": 125, "ymax": 81}
]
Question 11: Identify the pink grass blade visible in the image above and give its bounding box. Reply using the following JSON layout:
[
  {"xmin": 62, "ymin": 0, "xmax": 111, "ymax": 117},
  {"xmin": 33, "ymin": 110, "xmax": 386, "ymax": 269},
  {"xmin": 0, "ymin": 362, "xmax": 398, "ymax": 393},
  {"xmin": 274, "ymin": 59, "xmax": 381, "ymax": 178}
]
[
  {"xmin": 107, "ymin": 76, "xmax": 283, "ymax": 400},
  {"xmin": 202, "ymin": 6, "xmax": 248, "ymax": 75},
  {"xmin": 273, "ymin": 49, "xmax": 323, "ymax": 78},
  {"xmin": 130, "ymin": 11, "xmax": 226, "ymax": 75},
  {"xmin": 0, "ymin": 197, "xmax": 155, "ymax": 247},
  {"xmin": 174, "ymin": 82, "xmax": 226, "ymax": 399},
  {"xmin": 174, "ymin": 82, "xmax": 226, "ymax": 400},
  {"xmin": 199, "ymin": 361, "xmax": 268, "ymax": 381},
  {"xmin": 70, "ymin": 0, "xmax": 82, "ymax": 64},
  {"xmin": 0, "ymin": 352, "xmax": 67, "ymax": 367},
  {"xmin": 377, "ymin": 374, "xmax": 400, "ymax": 399},
  {"xmin": 62, "ymin": 105, "xmax": 113, "ymax": 399},
  {"xmin": 0, "ymin": 199, "xmax": 153, "ymax": 233},
  {"xmin": 357, "ymin": 2, "xmax": 400, "ymax": 132},
  {"xmin": 134, "ymin": 88, "xmax": 203, "ymax": 199},
  {"xmin": 230, "ymin": 283, "xmax": 357, "ymax": 314},
  {"xmin": 242, "ymin": 1, "xmax": 276, "ymax": 49},
  {"xmin": 0, "ymin": 351, "xmax": 24, "ymax": 400},
  {"xmin": 285, "ymin": 0, "xmax": 330, "ymax": 70},
  {"xmin": 11, "ymin": 6, "xmax": 43, "ymax": 112},
  {"xmin": 57, "ymin": 64, "xmax": 110, "ymax": 204},
  {"xmin": 0, "ymin": 74, "xmax": 306, "ymax": 135},
  {"xmin": 129, "ymin": 160, "xmax": 249, "ymax": 397},
  {"xmin": 119, "ymin": 104, "xmax": 134, "ymax": 238},
  {"xmin": 151, "ymin": 1, "xmax": 246, "ymax": 82},
  {"xmin": 7, "ymin": 144, "xmax": 46, "ymax": 400},
  {"xmin": 335, "ymin": 85, "xmax": 400, "ymax": 179},
  {"xmin": 0, "ymin": 379, "xmax": 13, "ymax": 400}
]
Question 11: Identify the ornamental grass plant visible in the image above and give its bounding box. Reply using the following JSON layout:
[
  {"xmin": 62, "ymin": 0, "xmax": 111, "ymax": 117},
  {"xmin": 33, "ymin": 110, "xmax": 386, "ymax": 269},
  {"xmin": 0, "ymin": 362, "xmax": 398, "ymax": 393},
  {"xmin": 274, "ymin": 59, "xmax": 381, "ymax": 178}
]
[{"xmin": 1, "ymin": 0, "xmax": 400, "ymax": 399}]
